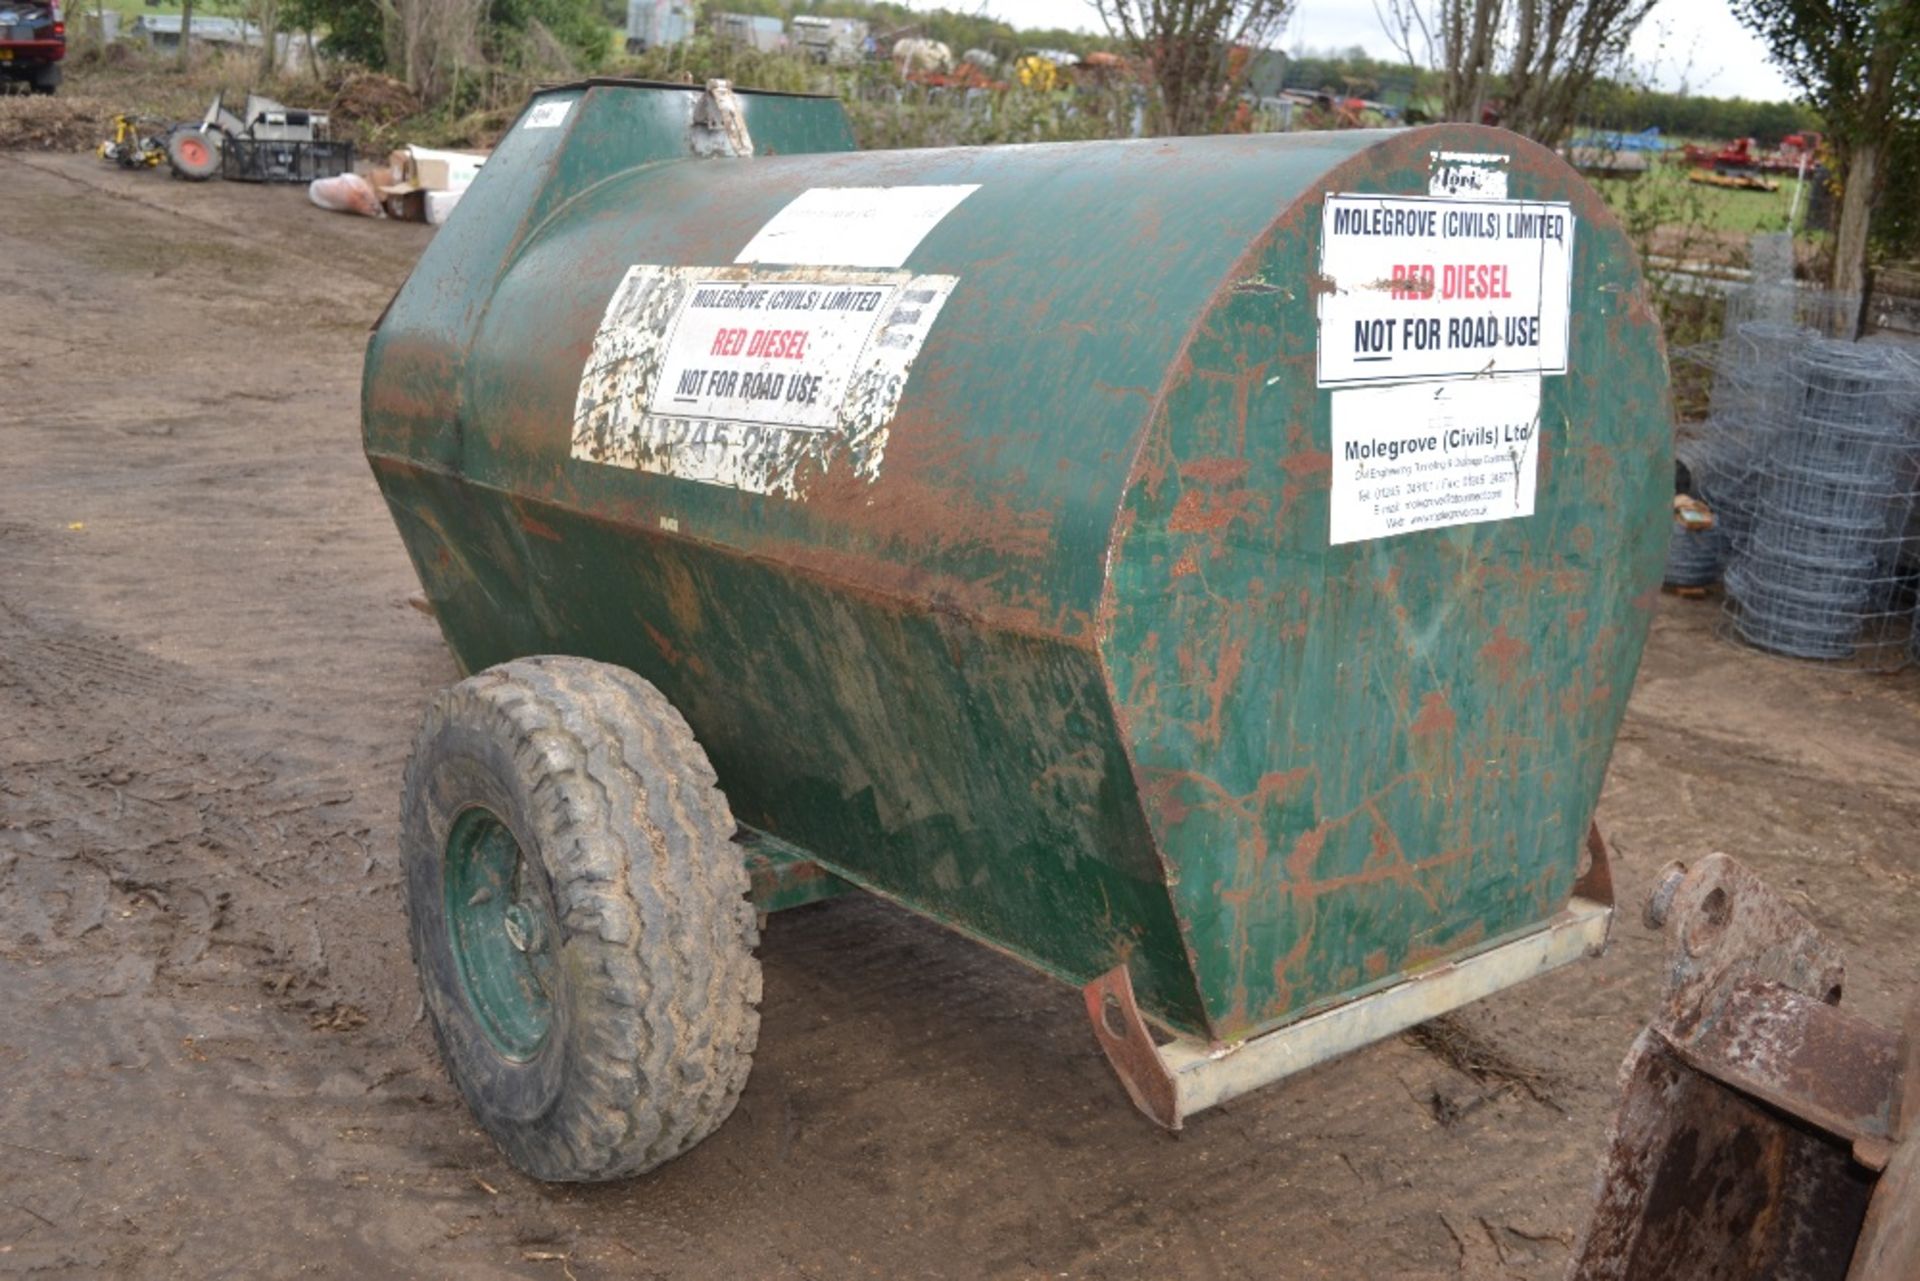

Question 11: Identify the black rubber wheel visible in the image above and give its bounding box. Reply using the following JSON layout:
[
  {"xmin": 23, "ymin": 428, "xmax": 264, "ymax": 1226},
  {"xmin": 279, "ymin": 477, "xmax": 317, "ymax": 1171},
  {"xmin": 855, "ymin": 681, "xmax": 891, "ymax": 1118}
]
[
  {"xmin": 401, "ymin": 656, "xmax": 760, "ymax": 1182},
  {"xmin": 165, "ymin": 127, "xmax": 221, "ymax": 181}
]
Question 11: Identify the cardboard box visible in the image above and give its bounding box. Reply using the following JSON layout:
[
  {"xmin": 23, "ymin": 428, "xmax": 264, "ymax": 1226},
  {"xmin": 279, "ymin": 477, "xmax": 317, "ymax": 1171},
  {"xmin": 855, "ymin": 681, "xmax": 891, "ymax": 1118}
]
[
  {"xmin": 376, "ymin": 144, "xmax": 489, "ymax": 222},
  {"xmin": 397, "ymin": 145, "xmax": 488, "ymax": 194},
  {"xmin": 379, "ymin": 186, "xmax": 428, "ymax": 222},
  {"xmin": 425, "ymin": 189, "xmax": 464, "ymax": 226}
]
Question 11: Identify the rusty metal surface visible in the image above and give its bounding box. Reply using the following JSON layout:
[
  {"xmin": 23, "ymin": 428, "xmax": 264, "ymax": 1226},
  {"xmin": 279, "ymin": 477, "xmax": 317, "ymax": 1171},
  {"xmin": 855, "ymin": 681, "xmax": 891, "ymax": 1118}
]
[
  {"xmin": 689, "ymin": 79, "xmax": 754, "ymax": 158},
  {"xmin": 1572, "ymin": 854, "xmax": 1918, "ymax": 1281},
  {"xmin": 1850, "ymin": 1105, "xmax": 1920, "ymax": 1280},
  {"xmin": 1669, "ymin": 980, "xmax": 1902, "ymax": 1150},
  {"xmin": 1089, "ymin": 125, "xmax": 1668, "ymax": 1040},
  {"xmin": 1082, "ymin": 965, "xmax": 1180, "ymax": 1130},
  {"xmin": 1574, "ymin": 820, "xmax": 1618, "ymax": 917},
  {"xmin": 1577, "ymin": 1040, "xmax": 1875, "ymax": 1281},
  {"xmin": 738, "ymin": 827, "xmax": 854, "ymax": 914},
  {"xmin": 1159, "ymin": 889, "xmax": 1612, "ymax": 1122},
  {"xmin": 1642, "ymin": 853, "xmax": 1847, "ymax": 1038},
  {"xmin": 1846, "ymin": 1005, "xmax": 1919, "ymax": 1279},
  {"xmin": 1091, "ymin": 823, "xmax": 1617, "ymax": 1129},
  {"xmin": 365, "ymin": 87, "xmax": 1671, "ymax": 1045}
]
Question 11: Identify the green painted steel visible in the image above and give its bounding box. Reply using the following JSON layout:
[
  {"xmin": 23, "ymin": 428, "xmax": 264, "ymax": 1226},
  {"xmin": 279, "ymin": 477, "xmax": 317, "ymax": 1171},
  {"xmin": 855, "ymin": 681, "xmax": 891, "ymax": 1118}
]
[
  {"xmin": 741, "ymin": 829, "xmax": 856, "ymax": 914},
  {"xmin": 365, "ymin": 82, "xmax": 1670, "ymax": 1043},
  {"xmin": 444, "ymin": 807, "xmax": 554, "ymax": 1059}
]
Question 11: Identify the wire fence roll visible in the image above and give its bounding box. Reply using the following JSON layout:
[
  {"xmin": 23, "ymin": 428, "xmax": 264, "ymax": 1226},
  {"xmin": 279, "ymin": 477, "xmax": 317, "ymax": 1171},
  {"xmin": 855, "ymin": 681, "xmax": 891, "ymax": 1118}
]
[
  {"xmin": 1684, "ymin": 285, "xmax": 1920, "ymax": 668},
  {"xmin": 1664, "ymin": 443, "xmax": 1726, "ymax": 588}
]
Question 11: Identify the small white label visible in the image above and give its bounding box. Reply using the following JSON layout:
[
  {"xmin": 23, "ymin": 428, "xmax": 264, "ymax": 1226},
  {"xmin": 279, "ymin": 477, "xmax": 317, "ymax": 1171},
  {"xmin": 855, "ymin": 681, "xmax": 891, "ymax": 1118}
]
[
  {"xmin": 572, "ymin": 265, "xmax": 958, "ymax": 498},
  {"xmin": 1329, "ymin": 376, "xmax": 1542, "ymax": 545},
  {"xmin": 736, "ymin": 185, "xmax": 979, "ymax": 269},
  {"xmin": 1318, "ymin": 193, "xmax": 1575, "ymax": 387},
  {"xmin": 523, "ymin": 100, "xmax": 571, "ymax": 130},
  {"xmin": 1429, "ymin": 150, "xmax": 1510, "ymax": 200}
]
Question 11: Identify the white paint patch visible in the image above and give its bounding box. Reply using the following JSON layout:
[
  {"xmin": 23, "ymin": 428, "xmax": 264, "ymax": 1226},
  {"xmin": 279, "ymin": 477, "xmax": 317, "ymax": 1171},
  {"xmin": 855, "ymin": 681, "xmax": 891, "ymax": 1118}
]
[
  {"xmin": 1429, "ymin": 150, "xmax": 1510, "ymax": 200},
  {"xmin": 1317, "ymin": 193, "xmax": 1574, "ymax": 387},
  {"xmin": 658, "ymin": 516, "xmax": 679, "ymax": 532},
  {"xmin": 523, "ymin": 99, "xmax": 571, "ymax": 130},
  {"xmin": 735, "ymin": 185, "xmax": 979, "ymax": 269},
  {"xmin": 1329, "ymin": 376, "xmax": 1543, "ymax": 545},
  {"xmin": 571, "ymin": 265, "xmax": 958, "ymax": 499}
]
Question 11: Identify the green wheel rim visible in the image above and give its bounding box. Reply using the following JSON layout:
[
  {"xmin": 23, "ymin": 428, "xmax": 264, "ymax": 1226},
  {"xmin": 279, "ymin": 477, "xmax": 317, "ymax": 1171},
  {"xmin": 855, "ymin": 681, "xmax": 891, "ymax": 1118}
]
[{"xmin": 444, "ymin": 807, "xmax": 556, "ymax": 1060}]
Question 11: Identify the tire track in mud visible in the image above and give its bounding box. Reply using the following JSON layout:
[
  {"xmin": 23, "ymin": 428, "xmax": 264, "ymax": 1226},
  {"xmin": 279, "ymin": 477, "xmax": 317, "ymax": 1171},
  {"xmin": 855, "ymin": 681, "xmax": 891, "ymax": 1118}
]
[
  {"xmin": 0, "ymin": 533, "xmax": 490, "ymax": 1276},
  {"xmin": 0, "ymin": 579, "xmax": 382, "ymax": 1011}
]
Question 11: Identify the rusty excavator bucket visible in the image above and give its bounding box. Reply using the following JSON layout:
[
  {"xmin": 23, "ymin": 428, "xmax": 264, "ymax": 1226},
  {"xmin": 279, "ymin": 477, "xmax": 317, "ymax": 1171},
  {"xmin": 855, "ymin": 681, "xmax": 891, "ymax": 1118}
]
[{"xmin": 1571, "ymin": 853, "xmax": 1918, "ymax": 1280}]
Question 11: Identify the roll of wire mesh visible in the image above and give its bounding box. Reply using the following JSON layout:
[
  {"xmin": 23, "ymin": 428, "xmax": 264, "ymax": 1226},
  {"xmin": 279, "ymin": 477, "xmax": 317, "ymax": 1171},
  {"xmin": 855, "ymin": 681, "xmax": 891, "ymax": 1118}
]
[{"xmin": 1723, "ymin": 337, "xmax": 1920, "ymax": 663}]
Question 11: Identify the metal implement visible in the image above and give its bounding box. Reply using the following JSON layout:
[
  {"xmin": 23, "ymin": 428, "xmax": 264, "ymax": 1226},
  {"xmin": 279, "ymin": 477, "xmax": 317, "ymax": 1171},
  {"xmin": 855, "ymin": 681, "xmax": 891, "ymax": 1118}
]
[
  {"xmin": 96, "ymin": 113, "xmax": 168, "ymax": 169},
  {"xmin": 1571, "ymin": 853, "xmax": 1919, "ymax": 1280},
  {"xmin": 365, "ymin": 80, "xmax": 1672, "ymax": 1124},
  {"xmin": 1090, "ymin": 825, "xmax": 1615, "ymax": 1128},
  {"xmin": 172, "ymin": 91, "xmax": 354, "ymax": 185}
]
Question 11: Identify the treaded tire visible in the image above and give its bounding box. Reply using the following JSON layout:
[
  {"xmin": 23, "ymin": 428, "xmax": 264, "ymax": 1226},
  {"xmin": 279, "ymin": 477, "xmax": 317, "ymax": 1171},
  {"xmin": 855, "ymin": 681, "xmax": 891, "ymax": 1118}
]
[
  {"xmin": 401, "ymin": 656, "xmax": 760, "ymax": 1181},
  {"xmin": 165, "ymin": 127, "xmax": 221, "ymax": 180}
]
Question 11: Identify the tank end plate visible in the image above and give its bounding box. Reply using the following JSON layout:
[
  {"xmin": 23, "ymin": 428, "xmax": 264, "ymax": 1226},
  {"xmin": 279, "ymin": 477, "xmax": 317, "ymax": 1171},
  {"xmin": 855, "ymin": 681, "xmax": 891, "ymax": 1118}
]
[{"xmin": 1087, "ymin": 825, "xmax": 1617, "ymax": 1130}]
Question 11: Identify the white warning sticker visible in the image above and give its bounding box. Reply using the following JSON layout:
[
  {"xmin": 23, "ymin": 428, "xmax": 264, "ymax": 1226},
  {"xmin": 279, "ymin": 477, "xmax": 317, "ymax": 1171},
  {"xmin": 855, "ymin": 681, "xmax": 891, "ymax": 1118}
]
[
  {"xmin": 1317, "ymin": 193, "xmax": 1574, "ymax": 387},
  {"xmin": 571, "ymin": 265, "xmax": 957, "ymax": 499},
  {"xmin": 735, "ymin": 185, "xmax": 979, "ymax": 269},
  {"xmin": 1328, "ymin": 376, "xmax": 1542, "ymax": 545}
]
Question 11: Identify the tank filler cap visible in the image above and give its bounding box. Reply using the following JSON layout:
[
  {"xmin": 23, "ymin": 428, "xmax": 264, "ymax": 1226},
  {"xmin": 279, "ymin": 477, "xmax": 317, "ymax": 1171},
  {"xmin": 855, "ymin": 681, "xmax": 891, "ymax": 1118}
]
[{"xmin": 691, "ymin": 79, "xmax": 754, "ymax": 158}]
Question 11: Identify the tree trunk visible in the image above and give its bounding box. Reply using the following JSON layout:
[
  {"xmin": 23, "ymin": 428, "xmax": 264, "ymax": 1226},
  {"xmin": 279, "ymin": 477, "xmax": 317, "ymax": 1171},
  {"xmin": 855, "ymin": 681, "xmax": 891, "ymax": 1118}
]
[
  {"xmin": 378, "ymin": 0, "xmax": 403, "ymax": 81},
  {"xmin": 259, "ymin": 0, "xmax": 279, "ymax": 78},
  {"xmin": 1832, "ymin": 139, "xmax": 1878, "ymax": 333},
  {"xmin": 1829, "ymin": 24, "xmax": 1898, "ymax": 337},
  {"xmin": 178, "ymin": 0, "xmax": 193, "ymax": 69}
]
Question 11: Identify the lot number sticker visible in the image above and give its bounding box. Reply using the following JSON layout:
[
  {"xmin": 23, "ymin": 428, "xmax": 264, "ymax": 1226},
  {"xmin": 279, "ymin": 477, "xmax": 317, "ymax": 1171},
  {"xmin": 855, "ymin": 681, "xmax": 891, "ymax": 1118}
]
[
  {"xmin": 1329, "ymin": 376, "xmax": 1542, "ymax": 545},
  {"xmin": 571, "ymin": 265, "xmax": 957, "ymax": 499},
  {"xmin": 1318, "ymin": 193, "xmax": 1574, "ymax": 387},
  {"xmin": 523, "ymin": 100, "xmax": 571, "ymax": 130}
]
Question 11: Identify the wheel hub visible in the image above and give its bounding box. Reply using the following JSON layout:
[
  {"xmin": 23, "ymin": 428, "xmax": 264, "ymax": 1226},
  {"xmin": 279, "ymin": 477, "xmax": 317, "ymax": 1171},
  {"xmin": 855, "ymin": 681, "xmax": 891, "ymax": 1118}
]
[{"xmin": 444, "ymin": 807, "xmax": 555, "ymax": 1060}]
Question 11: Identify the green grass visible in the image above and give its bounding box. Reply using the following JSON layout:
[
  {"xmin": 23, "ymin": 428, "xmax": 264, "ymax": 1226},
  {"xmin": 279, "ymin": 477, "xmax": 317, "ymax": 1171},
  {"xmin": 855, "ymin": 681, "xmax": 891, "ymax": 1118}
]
[{"xmin": 1595, "ymin": 156, "xmax": 1804, "ymax": 238}]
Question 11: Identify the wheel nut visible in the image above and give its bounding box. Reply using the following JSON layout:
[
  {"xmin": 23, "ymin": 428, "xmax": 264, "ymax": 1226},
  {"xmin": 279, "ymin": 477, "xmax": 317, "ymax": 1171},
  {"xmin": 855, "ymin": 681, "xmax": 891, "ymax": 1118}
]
[{"xmin": 503, "ymin": 902, "xmax": 543, "ymax": 953}]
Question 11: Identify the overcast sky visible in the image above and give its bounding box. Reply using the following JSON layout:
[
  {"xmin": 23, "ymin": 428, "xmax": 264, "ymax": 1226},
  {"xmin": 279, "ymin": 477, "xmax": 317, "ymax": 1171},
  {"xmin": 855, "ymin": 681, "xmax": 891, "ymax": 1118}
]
[{"xmin": 901, "ymin": 0, "xmax": 1798, "ymax": 102}]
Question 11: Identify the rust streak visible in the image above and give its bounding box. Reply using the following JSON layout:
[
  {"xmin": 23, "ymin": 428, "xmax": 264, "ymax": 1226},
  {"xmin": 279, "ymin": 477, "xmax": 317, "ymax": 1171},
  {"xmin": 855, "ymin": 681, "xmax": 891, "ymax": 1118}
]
[
  {"xmin": 1411, "ymin": 690, "xmax": 1457, "ymax": 739},
  {"xmin": 1479, "ymin": 625, "xmax": 1531, "ymax": 685}
]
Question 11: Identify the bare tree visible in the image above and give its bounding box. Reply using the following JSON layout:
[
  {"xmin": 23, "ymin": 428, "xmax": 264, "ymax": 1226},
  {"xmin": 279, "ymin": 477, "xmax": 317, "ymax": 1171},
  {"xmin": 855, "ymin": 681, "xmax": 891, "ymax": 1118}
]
[
  {"xmin": 1376, "ymin": 0, "xmax": 1657, "ymax": 145},
  {"xmin": 253, "ymin": 0, "xmax": 281, "ymax": 77},
  {"xmin": 1090, "ymin": 0, "xmax": 1297, "ymax": 136},
  {"xmin": 1377, "ymin": 0, "xmax": 1499, "ymax": 122},
  {"xmin": 379, "ymin": 0, "xmax": 483, "ymax": 106}
]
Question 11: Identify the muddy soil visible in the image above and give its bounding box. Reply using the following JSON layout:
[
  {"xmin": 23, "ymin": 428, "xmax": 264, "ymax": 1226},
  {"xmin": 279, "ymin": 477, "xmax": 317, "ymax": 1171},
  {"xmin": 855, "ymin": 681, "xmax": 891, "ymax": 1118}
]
[{"xmin": 2, "ymin": 152, "xmax": 1916, "ymax": 1280}]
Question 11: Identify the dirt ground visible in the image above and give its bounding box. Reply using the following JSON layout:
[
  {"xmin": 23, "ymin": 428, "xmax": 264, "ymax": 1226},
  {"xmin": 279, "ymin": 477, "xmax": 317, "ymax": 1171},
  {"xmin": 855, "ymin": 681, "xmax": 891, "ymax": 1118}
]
[{"xmin": 2, "ymin": 152, "xmax": 1916, "ymax": 1281}]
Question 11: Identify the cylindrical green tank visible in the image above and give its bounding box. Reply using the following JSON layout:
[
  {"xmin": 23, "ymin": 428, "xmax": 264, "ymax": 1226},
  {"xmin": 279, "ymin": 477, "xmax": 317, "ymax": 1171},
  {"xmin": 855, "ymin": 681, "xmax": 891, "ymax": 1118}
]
[{"xmin": 366, "ymin": 81, "xmax": 1667, "ymax": 1115}]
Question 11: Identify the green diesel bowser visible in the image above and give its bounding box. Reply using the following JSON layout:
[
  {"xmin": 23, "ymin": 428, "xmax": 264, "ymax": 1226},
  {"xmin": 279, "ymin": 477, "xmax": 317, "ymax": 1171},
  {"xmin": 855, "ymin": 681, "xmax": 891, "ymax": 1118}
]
[{"xmin": 364, "ymin": 79, "xmax": 1669, "ymax": 1181}]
